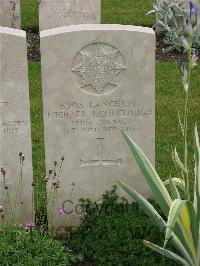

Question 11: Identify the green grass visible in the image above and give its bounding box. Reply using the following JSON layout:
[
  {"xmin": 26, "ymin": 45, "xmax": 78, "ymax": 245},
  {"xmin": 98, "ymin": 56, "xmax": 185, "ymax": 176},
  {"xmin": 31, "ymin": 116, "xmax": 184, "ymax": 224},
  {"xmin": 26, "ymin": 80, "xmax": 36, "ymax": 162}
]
[
  {"xmin": 28, "ymin": 62, "xmax": 200, "ymax": 185},
  {"xmin": 156, "ymin": 63, "xmax": 200, "ymax": 183},
  {"xmin": 21, "ymin": 0, "xmax": 39, "ymax": 30},
  {"xmin": 21, "ymin": 0, "xmax": 155, "ymax": 30},
  {"xmin": 102, "ymin": 0, "xmax": 155, "ymax": 26},
  {"xmin": 28, "ymin": 62, "xmax": 47, "ymax": 217},
  {"xmin": 28, "ymin": 62, "xmax": 44, "ymax": 181}
]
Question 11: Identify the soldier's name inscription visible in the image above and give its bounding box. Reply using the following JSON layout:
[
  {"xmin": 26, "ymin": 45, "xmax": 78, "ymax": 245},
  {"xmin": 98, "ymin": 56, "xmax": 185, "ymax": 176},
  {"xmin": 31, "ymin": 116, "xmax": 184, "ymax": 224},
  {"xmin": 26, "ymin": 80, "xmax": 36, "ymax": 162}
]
[{"xmin": 47, "ymin": 98, "xmax": 153, "ymax": 134}]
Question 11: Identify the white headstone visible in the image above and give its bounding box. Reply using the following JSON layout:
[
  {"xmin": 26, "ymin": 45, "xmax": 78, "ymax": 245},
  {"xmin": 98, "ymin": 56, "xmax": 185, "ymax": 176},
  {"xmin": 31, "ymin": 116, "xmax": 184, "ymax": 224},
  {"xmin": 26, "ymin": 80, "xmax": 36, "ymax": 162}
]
[
  {"xmin": 39, "ymin": 0, "xmax": 101, "ymax": 31},
  {"xmin": 0, "ymin": 26, "xmax": 33, "ymax": 228},
  {"xmin": 40, "ymin": 24, "xmax": 155, "ymax": 231},
  {"xmin": 0, "ymin": 0, "xmax": 21, "ymax": 29}
]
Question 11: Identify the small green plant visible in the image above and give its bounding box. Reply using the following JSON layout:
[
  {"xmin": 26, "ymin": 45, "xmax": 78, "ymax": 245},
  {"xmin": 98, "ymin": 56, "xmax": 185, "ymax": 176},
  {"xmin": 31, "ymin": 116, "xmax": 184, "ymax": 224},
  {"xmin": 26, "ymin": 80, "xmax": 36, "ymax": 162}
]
[
  {"xmin": 0, "ymin": 225, "xmax": 76, "ymax": 265},
  {"xmin": 148, "ymin": 0, "xmax": 200, "ymax": 52},
  {"xmin": 70, "ymin": 187, "xmax": 176, "ymax": 265},
  {"xmin": 118, "ymin": 2, "xmax": 200, "ymax": 265}
]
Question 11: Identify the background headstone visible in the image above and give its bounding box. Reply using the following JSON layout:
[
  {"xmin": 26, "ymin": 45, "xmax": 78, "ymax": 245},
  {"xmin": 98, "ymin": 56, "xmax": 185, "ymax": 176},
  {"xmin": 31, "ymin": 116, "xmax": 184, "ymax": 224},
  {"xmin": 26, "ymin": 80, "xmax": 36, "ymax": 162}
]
[
  {"xmin": 39, "ymin": 0, "xmax": 101, "ymax": 31},
  {"xmin": 40, "ymin": 24, "xmax": 155, "ymax": 231},
  {"xmin": 0, "ymin": 0, "xmax": 21, "ymax": 29},
  {"xmin": 0, "ymin": 26, "xmax": 33, "ymax": 228}
]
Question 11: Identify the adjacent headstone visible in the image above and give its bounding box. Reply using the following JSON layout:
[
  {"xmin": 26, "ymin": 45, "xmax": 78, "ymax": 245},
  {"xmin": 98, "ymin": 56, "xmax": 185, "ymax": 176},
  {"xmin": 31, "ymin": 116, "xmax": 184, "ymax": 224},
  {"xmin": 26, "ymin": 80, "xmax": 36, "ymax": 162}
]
[
  {"xmin": 0, "ymin": 26, "xmax": 33, "ymax": 228},
  {"xmin": 0, "ymin": 0, "xmax": 21, "ymax": 29},
  {"xmin": 40, "ymin": 24, "xmax": 155, "ymax": 231},
  {"xmin": 39, "ymin": 0, "xmax": 101, "ymax": 31}
]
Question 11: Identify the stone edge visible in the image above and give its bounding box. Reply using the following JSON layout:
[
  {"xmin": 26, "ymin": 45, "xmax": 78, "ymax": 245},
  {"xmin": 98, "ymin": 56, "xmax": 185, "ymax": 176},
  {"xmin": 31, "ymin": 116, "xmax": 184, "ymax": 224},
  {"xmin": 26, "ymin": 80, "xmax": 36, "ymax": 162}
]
[
  {"xmin": 0, "ymin": 26, "xmax": 26, "ymax": 37},
  {"xmin": 40, "ymin": 24, "xmax": 154, "ymax": 38}
]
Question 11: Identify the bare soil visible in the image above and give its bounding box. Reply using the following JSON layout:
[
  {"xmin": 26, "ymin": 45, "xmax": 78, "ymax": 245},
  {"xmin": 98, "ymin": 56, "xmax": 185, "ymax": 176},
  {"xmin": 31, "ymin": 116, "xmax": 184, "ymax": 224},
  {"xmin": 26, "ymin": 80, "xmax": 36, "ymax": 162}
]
[
  {"xmin": 27, "ymin": 30, "xmax": 40, "ymax": 61},
  {"xmin": 26, "ymin": 31, "xmax": 193, "ymax": 62}
]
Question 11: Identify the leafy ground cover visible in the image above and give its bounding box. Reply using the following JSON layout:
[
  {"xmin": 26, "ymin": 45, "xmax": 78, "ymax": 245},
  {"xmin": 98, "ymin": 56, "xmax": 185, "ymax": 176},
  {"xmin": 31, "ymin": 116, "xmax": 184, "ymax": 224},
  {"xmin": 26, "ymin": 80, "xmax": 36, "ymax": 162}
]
[
  {"xmin": 21, "ymin": 0, "xmax": 154, "ymax": 30},
  {"xmin": 70, "ymin": 187, "xmax": 177, "ymax": 266},
  {"xmin": 0, "ymin": 226, "xmax": 76, "ymax": 265}
]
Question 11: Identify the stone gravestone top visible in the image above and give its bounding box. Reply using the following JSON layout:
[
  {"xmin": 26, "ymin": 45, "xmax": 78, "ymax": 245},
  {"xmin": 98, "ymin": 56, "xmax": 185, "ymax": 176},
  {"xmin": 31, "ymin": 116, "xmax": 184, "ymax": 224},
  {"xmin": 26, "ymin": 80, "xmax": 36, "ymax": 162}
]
[
  {"xmin": 40, "ymin": 24, "xmax": 155, "ymax": 232},
  {"xmin": 0, "ymin": 26, "xmax": 33, "ymax": 228},
  {"xmin": 39, "ymin": 0, "xmax": 101, "ymax": 31},
  {"xmin": 0, "ymin": 0, "xmax": 21, "ymax": 28}
]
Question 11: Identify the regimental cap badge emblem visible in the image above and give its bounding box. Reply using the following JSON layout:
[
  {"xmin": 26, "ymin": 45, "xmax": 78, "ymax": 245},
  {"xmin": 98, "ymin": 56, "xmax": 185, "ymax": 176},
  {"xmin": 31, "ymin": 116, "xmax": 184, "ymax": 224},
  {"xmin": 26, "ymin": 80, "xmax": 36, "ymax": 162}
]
[{"xmin": 71, "ymin": 42, "xmax": 126, "ymax": 95}]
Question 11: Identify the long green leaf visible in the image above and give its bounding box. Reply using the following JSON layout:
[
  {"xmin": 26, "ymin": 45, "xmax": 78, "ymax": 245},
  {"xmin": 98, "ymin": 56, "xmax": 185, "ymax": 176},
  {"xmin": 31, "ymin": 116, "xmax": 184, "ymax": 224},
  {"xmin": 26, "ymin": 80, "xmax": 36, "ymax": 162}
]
[
  {"xmin": 117, "ymin": 181, "xmax": 166, "ymax": 231},
  {"xmin": 193, "ymin": 125, "xmax": 200, "ymax": 264},
  {"xmin": 186, "ymin": 201, "xmax": 198, "ymax": 251},
  {"xmin": 121, "ymin": 131, "xmax": 197, "ymax": 262},
  {"xmin": 117, "ymin": 181, "xmax": 194, "ymax": 265},
  {"xmin": 121, "ymin": 131, "xmax": 172, "ymax": 216},
  {"xmin": 144, "ymin": 241, "xmax": 190, "ymax": 266},
  {"xmin": 193, "ymin": 124, "xmax": 200, "ymax": 222},
  {"xmin": 164, "ymin": 199, "xmax": 187, "ymax": 247},
  {"xmin": 165, "ymin": 200, "xmax": 197, "ymax": 261}
]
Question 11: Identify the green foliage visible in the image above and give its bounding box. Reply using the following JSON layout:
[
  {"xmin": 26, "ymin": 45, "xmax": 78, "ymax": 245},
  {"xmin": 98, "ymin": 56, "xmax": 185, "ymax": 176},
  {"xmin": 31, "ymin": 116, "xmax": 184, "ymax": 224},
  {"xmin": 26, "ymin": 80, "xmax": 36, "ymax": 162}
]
[
  {"xmin": 70, "ymin": 187, "xmax": 176, "ymax": 265},
  {"xmin": 118, "ymin": 14, "xmax": 200, "ymax": 264},
  {"xmin": 21, "ymin": 0, "xmax": 39, "ymax": 30},
  {"xmin": 148, "ymin": 0, "xmax": 200, "ymax": 52},
  {"xmin": 155, "ymin": 63, "xmax": 200, "ymax": 185},
  {"xmin": 0, "ymin": 226, "xmax": 76, "ymax": 266},
  {"xmin": 102, "ymin": 0, "xmax": 154, "ymax": 27}
]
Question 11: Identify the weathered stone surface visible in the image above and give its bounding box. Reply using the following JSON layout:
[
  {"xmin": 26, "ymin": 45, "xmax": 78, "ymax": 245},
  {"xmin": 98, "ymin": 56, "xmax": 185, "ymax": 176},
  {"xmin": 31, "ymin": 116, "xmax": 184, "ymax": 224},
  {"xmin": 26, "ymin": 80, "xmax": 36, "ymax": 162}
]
[
  {"xmin": 0, "ymin": 0, "xmax": 21, "ymax": 29},
  {"xmin": 39, "ymin": 0, "xmax": 101, "ymax": 31},
  {"xmin": 40, "ymin": 24, "xmax": 155, "ymax": 230},
  {"xmin": 0, "ymin": 27, "xmax": 33, "ymax": 228}
]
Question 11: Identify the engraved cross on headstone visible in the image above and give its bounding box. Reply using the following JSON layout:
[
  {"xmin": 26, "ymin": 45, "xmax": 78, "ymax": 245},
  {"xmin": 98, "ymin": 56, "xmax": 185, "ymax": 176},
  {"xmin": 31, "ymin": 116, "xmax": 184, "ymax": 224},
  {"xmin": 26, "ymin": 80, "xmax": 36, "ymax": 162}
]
[{"xmin": 80, "ymin": 138, "xmax": 122, "ymax": 197}]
